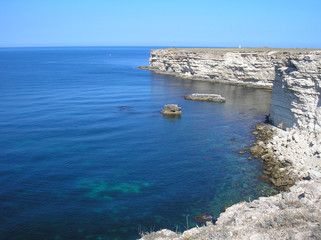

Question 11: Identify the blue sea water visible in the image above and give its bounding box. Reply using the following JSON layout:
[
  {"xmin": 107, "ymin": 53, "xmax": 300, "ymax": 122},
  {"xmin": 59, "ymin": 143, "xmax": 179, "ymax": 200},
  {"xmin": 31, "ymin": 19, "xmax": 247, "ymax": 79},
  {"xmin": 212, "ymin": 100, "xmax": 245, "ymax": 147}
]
[{"xmin": 0, "ymin": 47, "xmax": 277, "ymax": 240}]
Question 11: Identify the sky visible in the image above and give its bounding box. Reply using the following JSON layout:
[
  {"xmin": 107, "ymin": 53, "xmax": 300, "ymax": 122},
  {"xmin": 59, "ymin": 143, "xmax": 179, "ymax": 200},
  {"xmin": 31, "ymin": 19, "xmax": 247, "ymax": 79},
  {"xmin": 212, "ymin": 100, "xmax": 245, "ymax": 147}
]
[{"xmin": 1, "ymin": 0, "xmax": 321, "ymax": 48}]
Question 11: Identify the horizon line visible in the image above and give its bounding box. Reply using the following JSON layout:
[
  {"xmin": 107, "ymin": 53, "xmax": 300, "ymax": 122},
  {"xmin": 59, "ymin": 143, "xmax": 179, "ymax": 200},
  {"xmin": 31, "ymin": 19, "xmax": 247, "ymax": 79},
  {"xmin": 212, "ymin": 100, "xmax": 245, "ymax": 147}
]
[{"xmin": 1, "ymin": 45, "xmax": 320, "ymax": 50}]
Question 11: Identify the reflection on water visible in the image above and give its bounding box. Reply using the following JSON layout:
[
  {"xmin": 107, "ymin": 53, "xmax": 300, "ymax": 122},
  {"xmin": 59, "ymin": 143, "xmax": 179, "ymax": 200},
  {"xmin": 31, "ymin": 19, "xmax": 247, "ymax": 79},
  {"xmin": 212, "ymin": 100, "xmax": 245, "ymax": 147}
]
[{"xmin": 150, "ymin": 73, "xmax": 271, "ymax": 116}]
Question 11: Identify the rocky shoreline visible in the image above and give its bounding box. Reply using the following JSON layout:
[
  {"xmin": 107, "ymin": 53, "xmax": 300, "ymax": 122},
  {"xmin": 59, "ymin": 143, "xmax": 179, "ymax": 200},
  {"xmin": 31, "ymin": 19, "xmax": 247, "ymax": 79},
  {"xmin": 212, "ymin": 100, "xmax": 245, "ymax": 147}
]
[
  {"xmin": 139, "ymin": 48, "xmax": 321, "ymax": 240},
  {"xmin": 141, "ymin": 179, "xmax": 321, "ymax": 240},
  {"xmin": 140, "ymin": 124, "xmax": 321, "ymax": 240},
  {"xmin": 249, "ymin": 124, "xmax": 297, "ymax": 191},
  {"xmin": 249, "ymin": 124, "xmax": 321, "ymax": 190}
]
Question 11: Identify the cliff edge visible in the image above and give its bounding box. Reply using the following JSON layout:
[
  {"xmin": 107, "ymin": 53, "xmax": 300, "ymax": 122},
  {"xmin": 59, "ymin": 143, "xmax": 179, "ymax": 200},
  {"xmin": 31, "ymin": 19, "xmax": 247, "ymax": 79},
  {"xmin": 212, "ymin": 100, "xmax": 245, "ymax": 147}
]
[{"xmin": 143, "ymin": 48, "xmax": 321, "ymax": 89}]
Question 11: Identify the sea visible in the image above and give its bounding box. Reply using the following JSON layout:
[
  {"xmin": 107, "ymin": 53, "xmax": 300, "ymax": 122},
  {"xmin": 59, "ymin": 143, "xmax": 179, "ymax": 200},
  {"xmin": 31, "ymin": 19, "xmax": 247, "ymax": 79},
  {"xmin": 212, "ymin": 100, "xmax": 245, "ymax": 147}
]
[{"xmin": 0, "ymin": 47, "xmax": 278, "ymax": 240}]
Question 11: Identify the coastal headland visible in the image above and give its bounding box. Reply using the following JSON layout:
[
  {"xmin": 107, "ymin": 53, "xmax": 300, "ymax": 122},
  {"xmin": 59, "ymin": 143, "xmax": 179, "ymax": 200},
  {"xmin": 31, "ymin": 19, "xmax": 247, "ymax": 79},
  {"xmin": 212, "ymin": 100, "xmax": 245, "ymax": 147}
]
[
  {"xmin": 141, "ymin": 47, "xmax": 321, "ymax": 89},
  {"xmin": 139, "ymin": 48, "xmax": 321, "ymax": 239}
]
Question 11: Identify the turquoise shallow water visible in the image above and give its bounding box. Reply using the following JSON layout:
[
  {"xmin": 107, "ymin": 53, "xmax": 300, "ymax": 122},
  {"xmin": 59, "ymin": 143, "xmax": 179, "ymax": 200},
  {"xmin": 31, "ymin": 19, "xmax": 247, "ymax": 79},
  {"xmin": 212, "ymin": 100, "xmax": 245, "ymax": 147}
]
[{"xmin": 0, "ymin": 47, "xmax": 277, "ymax": 240}]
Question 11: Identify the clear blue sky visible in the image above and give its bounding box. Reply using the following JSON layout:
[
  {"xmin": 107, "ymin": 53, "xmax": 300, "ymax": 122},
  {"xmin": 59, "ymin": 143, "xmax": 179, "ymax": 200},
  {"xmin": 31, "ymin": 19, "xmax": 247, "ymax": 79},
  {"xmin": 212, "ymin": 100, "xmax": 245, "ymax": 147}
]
[{"xmin": 1, "ymin": 0, "xmax": 320, "ymax": 48}]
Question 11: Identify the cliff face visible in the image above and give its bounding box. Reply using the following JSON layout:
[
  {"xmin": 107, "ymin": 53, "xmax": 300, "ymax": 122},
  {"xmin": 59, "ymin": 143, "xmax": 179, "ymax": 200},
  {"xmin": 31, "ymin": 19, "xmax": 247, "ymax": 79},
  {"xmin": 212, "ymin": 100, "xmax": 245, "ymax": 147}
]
[
  {"xmin": 149, "ymin": 48, "xmax": 277, "ymax": 89},
  {"xmin": 269, "ymin": 53, "xmax": 321, "ymax": 132},
  {"xmin": 147, "ymin": 48, "xmax": 321, "ymax": 132}
]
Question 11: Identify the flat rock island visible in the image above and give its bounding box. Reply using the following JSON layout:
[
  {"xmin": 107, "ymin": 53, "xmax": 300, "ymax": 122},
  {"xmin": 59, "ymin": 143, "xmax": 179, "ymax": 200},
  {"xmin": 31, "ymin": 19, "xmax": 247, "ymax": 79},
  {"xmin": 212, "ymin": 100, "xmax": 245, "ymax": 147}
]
[{"xmin": 184, "ymin": 93, "xmax": 226, "ymax": 102}]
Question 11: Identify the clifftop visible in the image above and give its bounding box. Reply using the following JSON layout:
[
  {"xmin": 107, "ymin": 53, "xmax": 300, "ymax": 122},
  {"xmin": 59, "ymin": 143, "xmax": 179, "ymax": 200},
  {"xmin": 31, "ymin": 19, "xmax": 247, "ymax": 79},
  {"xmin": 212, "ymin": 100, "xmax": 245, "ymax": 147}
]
[{"xmin": 152, "ymin": 47, "xmax": 321, "ymax": 54}]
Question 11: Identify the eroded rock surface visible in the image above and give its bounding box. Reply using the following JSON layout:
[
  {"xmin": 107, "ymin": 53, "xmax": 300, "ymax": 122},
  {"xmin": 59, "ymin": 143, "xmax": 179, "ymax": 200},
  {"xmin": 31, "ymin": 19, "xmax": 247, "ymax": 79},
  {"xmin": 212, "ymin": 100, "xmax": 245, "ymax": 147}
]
[{"xmin": 161, "ymin": 104, "xmax": 182, "ymax": 116}]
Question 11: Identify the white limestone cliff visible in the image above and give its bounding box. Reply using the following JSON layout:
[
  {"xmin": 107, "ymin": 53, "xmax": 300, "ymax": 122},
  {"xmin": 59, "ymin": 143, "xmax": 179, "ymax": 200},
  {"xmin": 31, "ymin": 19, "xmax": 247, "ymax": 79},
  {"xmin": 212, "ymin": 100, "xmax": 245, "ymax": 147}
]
[
  {"xmin": 269, "ymin": 53, "xmax": 321, "ymax": 132},
  {"xmin": 148, "ymin": 48, "xmax": 277, "ymax": 89},
  {"xmin": 147, "ymin": 48, "xmax": 321, "ymax": 90}
]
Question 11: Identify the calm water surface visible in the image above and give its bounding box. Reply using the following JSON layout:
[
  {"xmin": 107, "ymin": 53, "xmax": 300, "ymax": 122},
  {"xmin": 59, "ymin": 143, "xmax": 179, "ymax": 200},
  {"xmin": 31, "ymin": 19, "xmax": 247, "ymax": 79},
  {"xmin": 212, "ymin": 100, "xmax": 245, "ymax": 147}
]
[{"xmin": 0, "ymin": 47, "xmax": 277, "ymax": 240}]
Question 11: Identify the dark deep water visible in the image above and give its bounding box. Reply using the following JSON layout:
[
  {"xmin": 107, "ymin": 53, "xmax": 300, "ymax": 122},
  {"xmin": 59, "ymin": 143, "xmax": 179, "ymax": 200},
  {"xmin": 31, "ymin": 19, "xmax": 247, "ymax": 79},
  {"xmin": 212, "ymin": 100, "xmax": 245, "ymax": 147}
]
[{"xmin": 0, "ymin": 47, "xmax": 277, "ymax": 240}]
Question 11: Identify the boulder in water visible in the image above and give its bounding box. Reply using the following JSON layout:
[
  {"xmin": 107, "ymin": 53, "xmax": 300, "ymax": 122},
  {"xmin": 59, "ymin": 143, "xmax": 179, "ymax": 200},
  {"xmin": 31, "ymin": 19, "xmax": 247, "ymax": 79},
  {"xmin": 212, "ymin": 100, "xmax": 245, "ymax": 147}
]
[{"xmin": 161, "ymin": 104, "xmax": 182, "ymax": 116}]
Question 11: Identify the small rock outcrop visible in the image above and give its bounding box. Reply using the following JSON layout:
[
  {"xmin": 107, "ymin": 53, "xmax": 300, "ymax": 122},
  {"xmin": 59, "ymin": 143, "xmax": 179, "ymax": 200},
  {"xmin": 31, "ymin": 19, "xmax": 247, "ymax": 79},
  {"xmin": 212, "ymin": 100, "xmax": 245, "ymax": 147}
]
[
  {"xmin": 184, "ymin": 93, "xmax": 226, "ymax": 102},
  {"xmin": 161, "ymin": 104, "xmax": 182, "ymax": 116}
]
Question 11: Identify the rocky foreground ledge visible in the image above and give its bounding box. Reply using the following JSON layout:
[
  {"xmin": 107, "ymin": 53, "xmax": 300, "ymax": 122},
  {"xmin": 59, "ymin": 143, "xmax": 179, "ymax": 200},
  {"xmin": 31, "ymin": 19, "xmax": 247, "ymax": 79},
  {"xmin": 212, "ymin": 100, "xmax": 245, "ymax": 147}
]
[
  {"xmin": 141, "ymin": 179, "xmax": 321, "ymax": 240},
  {"xmin": 139, "ymin": 47, "xmax": 321, "ymax": 240},
  {"xmin": 140, "ymin": 126, "xmax": 321, "ymax": 240}
]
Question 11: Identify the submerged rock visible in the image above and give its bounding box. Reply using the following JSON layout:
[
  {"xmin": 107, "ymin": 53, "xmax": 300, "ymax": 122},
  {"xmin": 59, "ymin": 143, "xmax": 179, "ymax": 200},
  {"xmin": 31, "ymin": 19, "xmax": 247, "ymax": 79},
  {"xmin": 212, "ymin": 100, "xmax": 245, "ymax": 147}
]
[
  {"xmin": 117, "ymin": 106, "xmax": 132, "ymax": 109},
  {"xmin": 138, "ymin": 66, "xmax": 150, "ymax": 70},
  {"xmin": 194, "ymin": 213, "xmax": 216, "ymax": 223},
  {"xmin": 161, "ymin": 104, "xmax": 182, "ymax": 116},
  {"xmin": 184, "ymin": 93, "xmax": 226, "ymax": 102}
]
